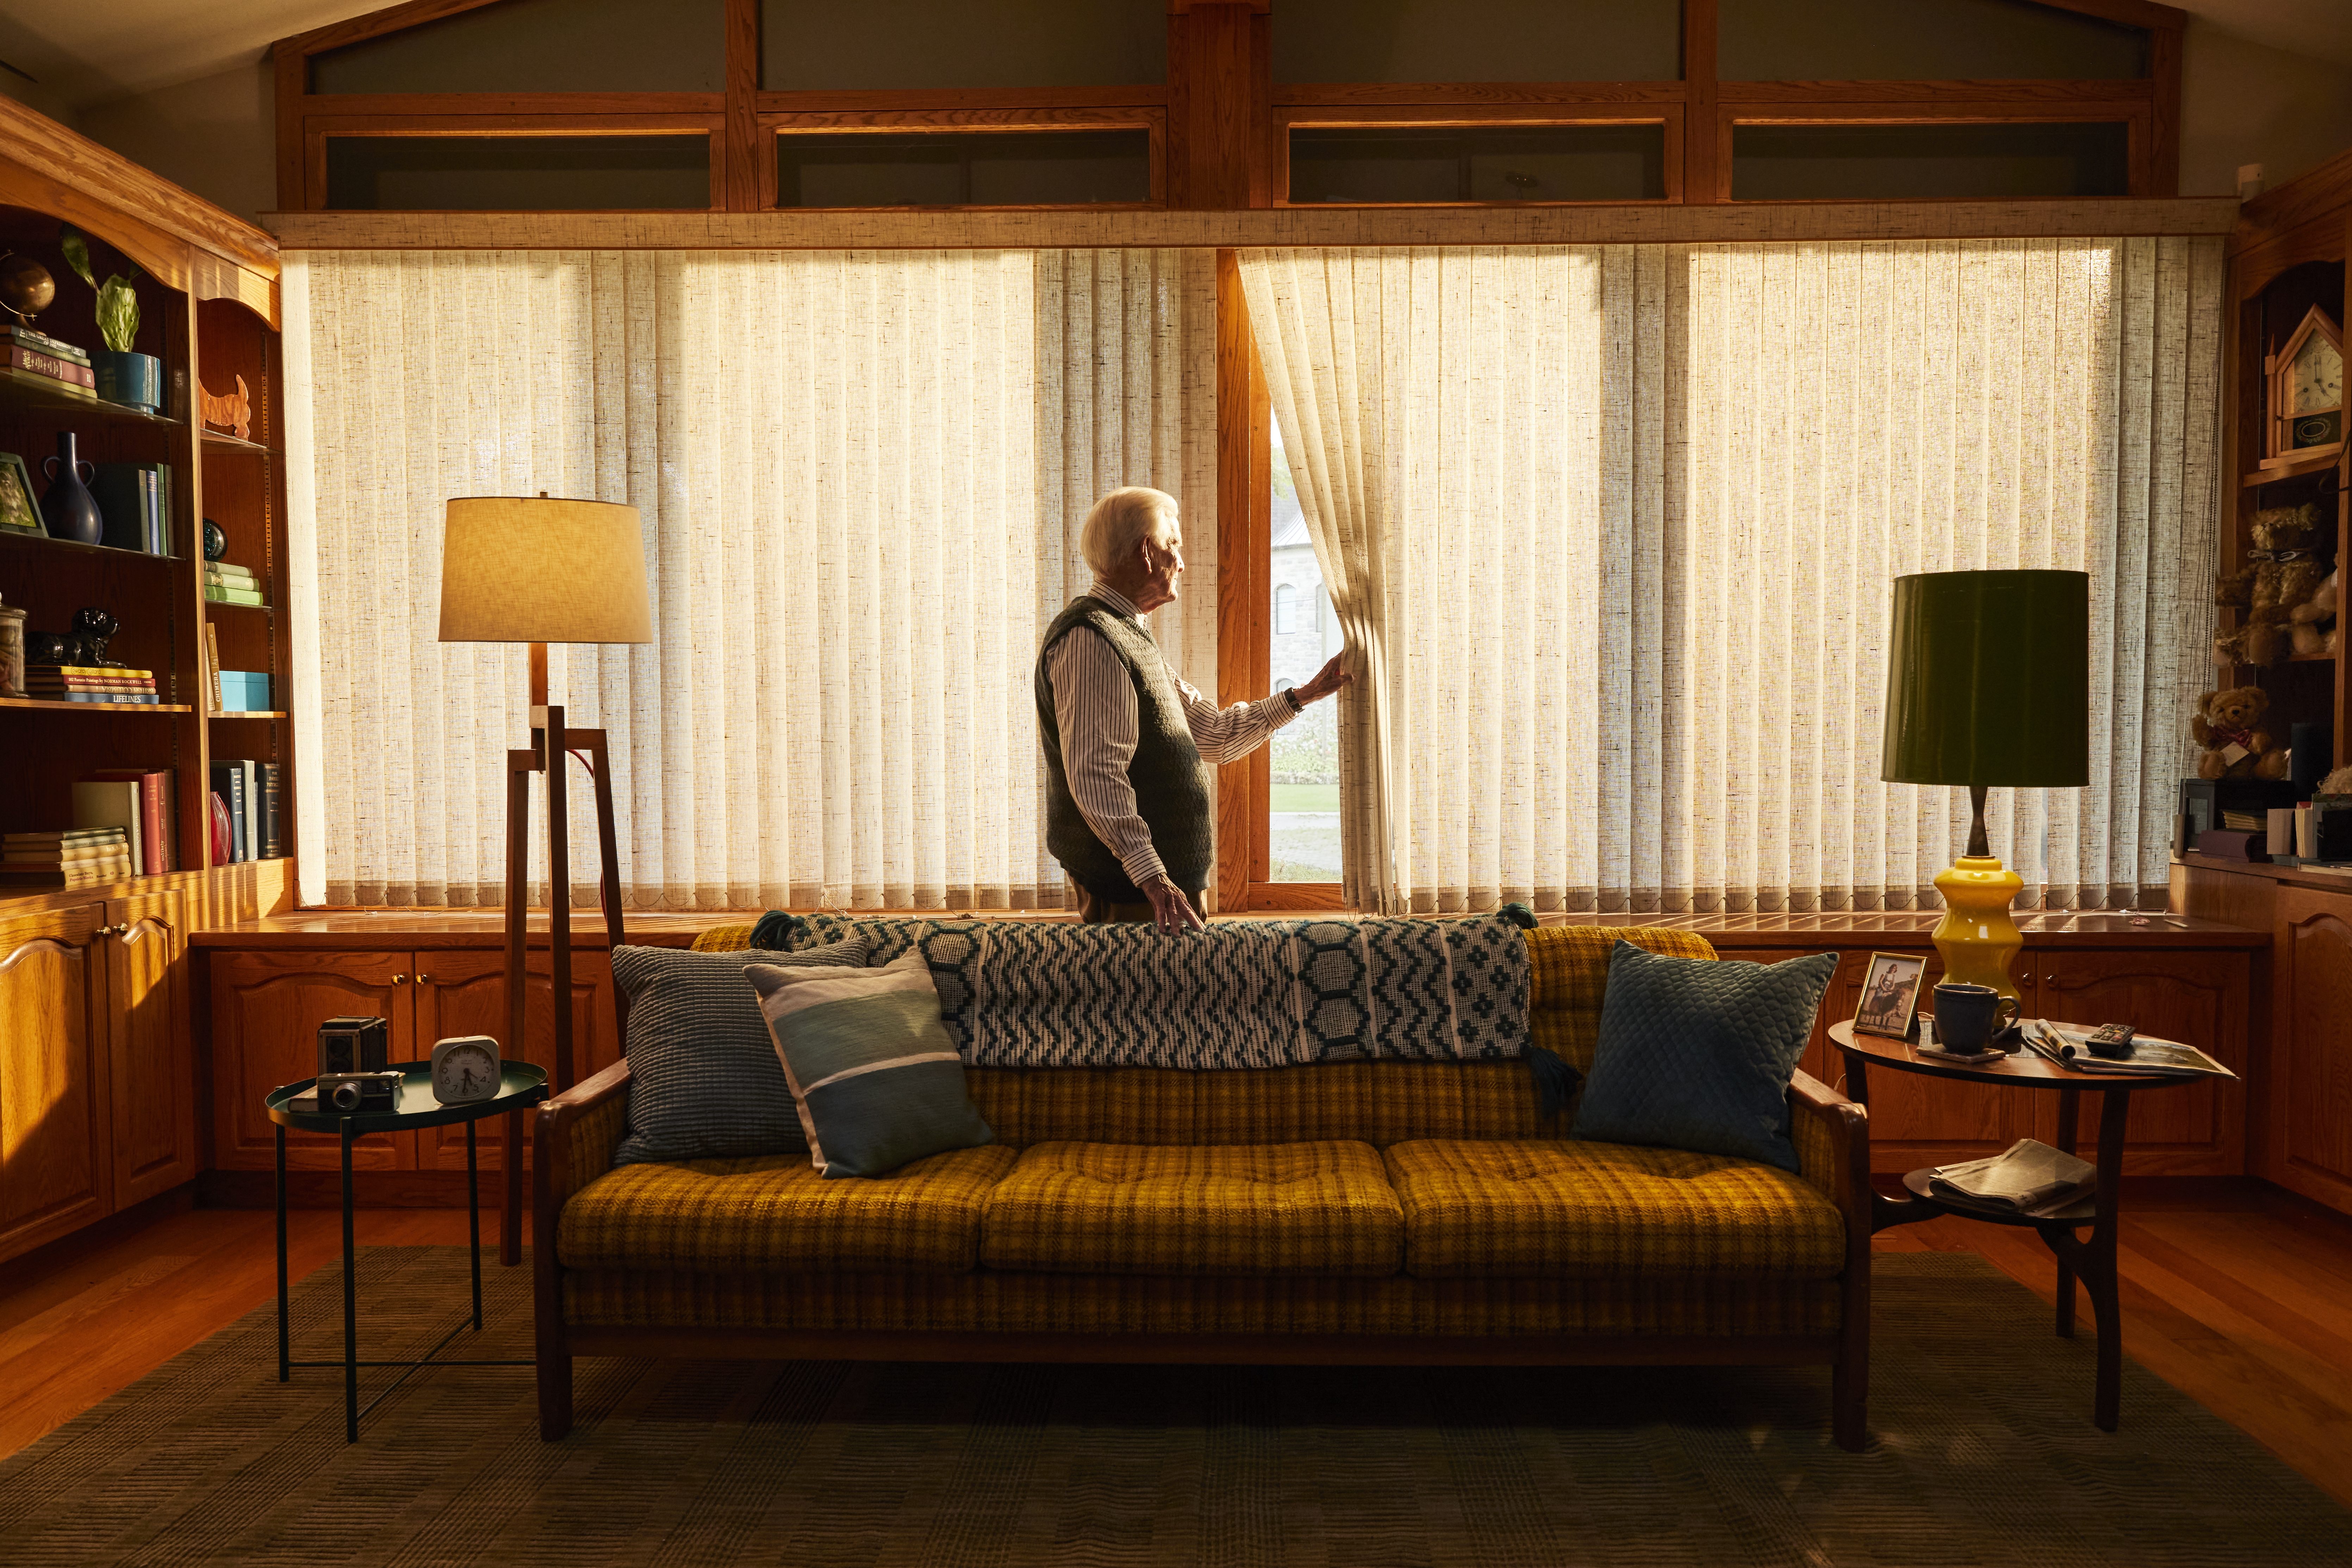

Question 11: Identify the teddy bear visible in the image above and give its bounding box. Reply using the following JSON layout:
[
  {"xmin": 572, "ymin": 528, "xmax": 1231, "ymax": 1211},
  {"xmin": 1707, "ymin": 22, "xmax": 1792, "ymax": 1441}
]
[
  {"xmin": 2214, "ymin": 503, "xmax": 2333, "ymax": 666},
  {"xmin": 2190, "ymin": 686, "xmax": 2290, "ymax": 779},
  {"xmin": 2290, "ymin": 567, "xmax": 2338, "ymax": 658}
]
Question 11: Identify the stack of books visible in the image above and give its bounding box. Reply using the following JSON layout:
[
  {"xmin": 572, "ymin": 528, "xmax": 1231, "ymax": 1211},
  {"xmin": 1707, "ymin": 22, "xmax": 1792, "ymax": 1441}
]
[
  {"xmin": 24, "ymin": 664, "xmax": 161, "ymax": 704},
  {"xmin": 0, "ymin": 324, "xmax": 96, "ymax": 396},
  {"xmin": 209, "ymin": 757, "xmax": 284, "ymax": 861},
  {"xmin": 0, "ymin": 827, "xmax": 131, "ymax": 888},
  {"xmin": 204, "ymin": 560, "xmax": 267, "ymax": 606}
]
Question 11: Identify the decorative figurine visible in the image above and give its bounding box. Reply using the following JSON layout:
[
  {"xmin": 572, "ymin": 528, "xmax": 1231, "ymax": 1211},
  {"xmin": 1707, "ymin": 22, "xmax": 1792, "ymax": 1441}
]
[
  {"xmin": 200, "ymin": 375, "xmax": 253, "ymax": 441},
  {"xmin": 71, "ymin": 606, "xmax": 122, "ymax": 667},
  {"xmin": 26, "ymin": 630, "xmax": 72, "ymax": 666}
]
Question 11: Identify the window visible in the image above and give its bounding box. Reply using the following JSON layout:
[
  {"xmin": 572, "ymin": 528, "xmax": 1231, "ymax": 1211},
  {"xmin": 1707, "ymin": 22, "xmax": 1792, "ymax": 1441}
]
[
  {"xmin": 1287, "ymin": 125, "xmax": 1666, "ymax": 205},
  {"xmin": 777, "ymin": 129, "xmax": 1154, "ymax": 209},
  {"xmin": 1274, "ymin": 584, "xmax": 1297, "ymax": 635},
  {"xmin": 323, "ymin": 135, "xmax": 713, "ymax": 211},
  {"xmin": 1263, "ymin": 420, "xmax": 1343, "ymax": 891}
]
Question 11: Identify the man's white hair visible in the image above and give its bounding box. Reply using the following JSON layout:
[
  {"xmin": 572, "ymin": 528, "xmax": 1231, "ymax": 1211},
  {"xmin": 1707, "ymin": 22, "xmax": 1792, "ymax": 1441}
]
[{"xmin": 1081, "ymin": 487, "xmax": 1179, "ymax": 578}]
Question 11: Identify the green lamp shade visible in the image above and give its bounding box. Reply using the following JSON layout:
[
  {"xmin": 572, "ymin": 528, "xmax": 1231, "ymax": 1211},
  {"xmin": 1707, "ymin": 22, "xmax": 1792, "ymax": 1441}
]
[{"xmin": 1881, "ymin": 570, "xmax": 2089, "ymax": 789}]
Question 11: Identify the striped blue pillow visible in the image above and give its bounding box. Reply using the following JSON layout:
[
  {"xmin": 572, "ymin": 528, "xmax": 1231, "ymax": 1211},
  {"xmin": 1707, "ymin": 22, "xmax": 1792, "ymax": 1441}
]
[{"xmin": 746, "ymin": 951, "xmax": 994, "ymax": 1179}]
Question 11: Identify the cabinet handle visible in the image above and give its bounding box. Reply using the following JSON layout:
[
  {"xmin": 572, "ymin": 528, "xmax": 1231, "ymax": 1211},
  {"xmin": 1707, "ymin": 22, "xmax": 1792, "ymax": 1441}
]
[
  {"xmin": 416, "ymin": 973, "xmax": 433, "ymax": 984},
  {"xmin": 393, "ymin": 973, "xmax": 409, "ymax": 984}
]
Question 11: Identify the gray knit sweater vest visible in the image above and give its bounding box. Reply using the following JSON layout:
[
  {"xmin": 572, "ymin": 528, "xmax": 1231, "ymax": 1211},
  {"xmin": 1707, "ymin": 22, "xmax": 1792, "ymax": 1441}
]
[{"xmin": 1035, "ymin": 596, "xmax": 1213, "ymax": 898}]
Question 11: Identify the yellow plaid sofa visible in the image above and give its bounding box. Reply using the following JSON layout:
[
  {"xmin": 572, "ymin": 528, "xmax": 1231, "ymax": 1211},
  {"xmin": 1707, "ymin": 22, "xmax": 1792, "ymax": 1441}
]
[{"xmin": 532, "ymin": 925, "xmax": 1873, "ymax": 1449}]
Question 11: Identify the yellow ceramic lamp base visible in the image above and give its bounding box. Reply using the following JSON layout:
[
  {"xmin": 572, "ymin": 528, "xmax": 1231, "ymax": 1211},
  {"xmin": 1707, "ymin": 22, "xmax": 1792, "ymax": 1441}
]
[{"xmin": 1932, "ymin": 853, "xmax": 2024, "ymax": 1004}]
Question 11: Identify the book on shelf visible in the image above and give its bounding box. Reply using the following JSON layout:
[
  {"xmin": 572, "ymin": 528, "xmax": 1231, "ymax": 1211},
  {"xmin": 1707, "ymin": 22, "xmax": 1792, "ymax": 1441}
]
[
  {"xmin": 4, "ymin": 827, "xmax": 123, "ymax": 847},
  {"xmin": 22, "ymin": 690, "xmax": 160, "ymax": 705},
  {"xmin": 0, "ymin": 325, "xmax": 90, "ymax": 363},
  {"xmin": 204, "ymin": 584, "xmax": 267, "ymax": 607},
  {"xmin": 2022, "ymin": 1021, "xmax": 2237, "ymax": 1079},
  {"xmin": 207, "ymin": 792, "xmax": 231, "ymax": 864},
  {"xmin": 209, "ymin": 761, "xmax": 248, "ymax": 863},
  {"xmin": 5, "ymin": 346, "xmax": 96, "ymax": 388},
  {"xmin": 204, "ymin": 624, "xmax": 222, "ymax": 713},
  {"xmin": 87, "ymin": 462, "xmax": 173, "ymax": 556},
  {"xmin": 70, "ymin": 780, "xmax": 147, "ymax": 877},
  {"xmin": 206, "ymin": 561, "xmax": 258, "ymax": 585},
  {"xmin": 257, "ymin": 760, "xmax": 282, "ymax": 859},
  {"xmin": 82, "ymin": 767, "xmax": 175, "ymax": 875},
  {"xmin": 0, "ymin": 837, "xmax": 125, "ymax": 862},
  {"xmin": 0, "ymin": 853, "xmax": 133, "ymax": 888},
  {"xmin": 1928, "ymin": 1138, "xmax": 2098, "ymax": 1216}
]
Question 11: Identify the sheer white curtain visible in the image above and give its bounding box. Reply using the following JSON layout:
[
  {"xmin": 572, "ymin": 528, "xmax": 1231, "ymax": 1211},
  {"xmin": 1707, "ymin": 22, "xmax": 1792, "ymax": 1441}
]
[
  {"xmin": 285, "ymin": 248, "xmax": 1214, "ymax": 910},
  {"xmin": 1242, "ymin": 239, "xmax": 2219, "ymax": 914}
]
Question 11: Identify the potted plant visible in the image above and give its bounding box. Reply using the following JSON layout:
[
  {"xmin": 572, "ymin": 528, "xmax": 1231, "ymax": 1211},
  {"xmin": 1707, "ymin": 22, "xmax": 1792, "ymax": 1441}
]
[{"xmin": 60, "ymin": 226, "xmax": 159, "ymax": 413}]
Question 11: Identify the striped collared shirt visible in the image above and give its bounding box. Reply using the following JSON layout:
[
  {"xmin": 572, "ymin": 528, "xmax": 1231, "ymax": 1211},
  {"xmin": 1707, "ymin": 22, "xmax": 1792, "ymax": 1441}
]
[{"xmin": 1046, "ymin": 580, "xmax": 1297, "ymax": 890}]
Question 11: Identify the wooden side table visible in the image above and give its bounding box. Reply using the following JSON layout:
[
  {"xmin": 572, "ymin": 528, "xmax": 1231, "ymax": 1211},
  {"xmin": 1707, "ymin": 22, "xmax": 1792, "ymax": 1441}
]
[{"xmin": 1829, "ymin": 1018, "xmax": 2202, "ymax": 1432}]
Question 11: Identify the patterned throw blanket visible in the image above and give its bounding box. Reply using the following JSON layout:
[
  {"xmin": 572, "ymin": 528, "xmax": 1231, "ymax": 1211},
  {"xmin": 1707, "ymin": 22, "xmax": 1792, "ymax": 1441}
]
[{"xmin": 747, "ymin": 908, "xmax": 1536, "ymax": 1070}]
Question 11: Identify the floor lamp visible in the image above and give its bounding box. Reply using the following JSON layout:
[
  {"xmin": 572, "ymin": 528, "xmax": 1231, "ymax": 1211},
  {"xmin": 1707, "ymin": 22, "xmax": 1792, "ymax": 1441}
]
[{"xmin": 440, "ymin": 495, "xmax": 650, "ymax": 1257}]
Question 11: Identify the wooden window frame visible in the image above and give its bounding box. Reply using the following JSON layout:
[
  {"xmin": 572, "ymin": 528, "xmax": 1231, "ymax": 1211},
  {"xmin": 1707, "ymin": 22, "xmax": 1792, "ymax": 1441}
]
[
  {"xmin": 304, "ymin": 116, "xmax": 728, "ymax": 214},
  {"xmin": 1273, "ymin": 106, "xmax": 1682, "ymax": 207},
  {"xmin": 1214, "ymin": 249, "xmax": 1342, "ymax": 914},
  {"xmin": 765, "ymin": 109, "xmax": 1169, "ymax": 212}
]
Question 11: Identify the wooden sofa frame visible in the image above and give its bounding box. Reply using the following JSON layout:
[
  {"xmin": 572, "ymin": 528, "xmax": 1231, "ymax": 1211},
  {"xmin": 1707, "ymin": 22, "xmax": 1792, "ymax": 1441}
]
[{"xmin": 531, "ymin": 1059, "xmax": 1875, "ymax": 1450}]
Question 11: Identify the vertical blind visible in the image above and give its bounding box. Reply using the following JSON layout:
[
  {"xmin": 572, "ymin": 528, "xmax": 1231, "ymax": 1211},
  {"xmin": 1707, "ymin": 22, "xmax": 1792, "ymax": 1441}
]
[
  {"xmin": 285, "ymin": 248, "xmax": 1213, "ymax": 909},
  {"xmin": 1242, "ymin": 239, "xmax": 2220, "ymax": 914}
]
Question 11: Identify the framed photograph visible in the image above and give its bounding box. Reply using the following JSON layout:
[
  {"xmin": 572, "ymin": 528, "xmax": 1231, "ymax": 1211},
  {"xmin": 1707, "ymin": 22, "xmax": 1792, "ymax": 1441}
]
[
  {"xmin": 1853, "ymin": 950, "xmax": 1927, "ymax": 1039},
  {"xmin": 0, "ymin": 452, "xmax": 43, "ymax": 536}
]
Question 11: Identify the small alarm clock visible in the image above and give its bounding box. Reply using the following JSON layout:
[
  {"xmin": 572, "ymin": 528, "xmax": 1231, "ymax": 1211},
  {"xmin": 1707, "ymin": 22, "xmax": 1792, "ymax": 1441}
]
[{"xmin": 429, "ymin": 1035, "xmax": 502, "ymax": 1105}]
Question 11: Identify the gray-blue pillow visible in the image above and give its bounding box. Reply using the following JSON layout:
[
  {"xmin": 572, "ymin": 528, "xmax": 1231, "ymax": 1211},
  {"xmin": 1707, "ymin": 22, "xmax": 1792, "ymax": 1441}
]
[
  {"xmin": 1569, "ymin": 940, "xmax": 1837, "ymax": 1173},
  {"xmin": 611, "ymin": 935, "xmax": 869, "ymax": 1166}
]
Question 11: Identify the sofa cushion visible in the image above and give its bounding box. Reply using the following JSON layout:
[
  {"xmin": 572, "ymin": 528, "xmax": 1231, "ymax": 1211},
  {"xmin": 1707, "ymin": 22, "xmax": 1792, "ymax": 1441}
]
[
  {"xmin": 1384, "ymin": 1139, "xmax": 1845, "ymax": 1280},
  {"xmin": 747, "ymin": 952, "xmax": 995, "ymax": 1179},
  {"xmin": 559, "ymin": 1144, "xmax": 1019, "ymax": 1274},
  {"xmin": 1570, "ymin": 941, "xmax": 1837, "ymax": 1172},
  {"xmin": 979, "ymin": 1141, "xmax": 1404, "ymax": 1276},
  {"xmin": 610, "ymin": 936, "xmax": 870, "ymax": 1168}
]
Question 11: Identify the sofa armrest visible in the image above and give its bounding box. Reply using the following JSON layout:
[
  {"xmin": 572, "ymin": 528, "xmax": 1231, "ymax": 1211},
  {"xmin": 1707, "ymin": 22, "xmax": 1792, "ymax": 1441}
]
[
  {"xmin": 534, "ymin": 1057, "xmax": 632, "ymax": 1242},
  {"xmin": 1788, "ymin": 1069, "xmax": 1866, "ymax": 1206}
]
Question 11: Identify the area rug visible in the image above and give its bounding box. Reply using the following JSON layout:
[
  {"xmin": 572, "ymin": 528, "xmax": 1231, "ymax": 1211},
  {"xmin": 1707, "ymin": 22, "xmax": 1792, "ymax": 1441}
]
[{"xmin": 1, "ymin": 1250, "xmax": 2344, "ymax": 1566}]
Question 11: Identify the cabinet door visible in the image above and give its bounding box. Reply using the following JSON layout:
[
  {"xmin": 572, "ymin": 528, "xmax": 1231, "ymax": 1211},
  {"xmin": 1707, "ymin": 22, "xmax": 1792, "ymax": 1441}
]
[
  {"xmin": 2027, "ymin": 950, "xmax": 2251, "ymax": 1176},
  {"xmin": 1828, "ymin": 950, "xmax": 2031, "ymax": 1173},
  {"xmin": 2276, "ymin": 906, "xmax": 2352, "ymax": 1201},
  {"xmin": 104, "ymin": 888, "xmax": 198, "ymax": 1206},
  {"xmin": 0, "ymin": 903, "xmax": 113, "ymax": 1262},
  {"xmin": 209, "ymin": 950, "xmax": 416, "ymax": 1171},
  {"xmin": 413, "ymin": 947, "xmax": 618, "ymax": 1172}
]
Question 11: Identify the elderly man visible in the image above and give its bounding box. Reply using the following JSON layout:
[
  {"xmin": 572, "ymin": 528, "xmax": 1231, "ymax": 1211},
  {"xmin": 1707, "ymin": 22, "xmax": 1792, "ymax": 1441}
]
[{"xmin": 1037, "ymin": 486, "xmax": 1350, "ymax": 933}]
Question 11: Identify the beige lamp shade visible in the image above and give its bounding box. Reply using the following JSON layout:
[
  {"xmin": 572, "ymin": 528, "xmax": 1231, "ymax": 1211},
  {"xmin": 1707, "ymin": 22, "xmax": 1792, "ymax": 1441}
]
[{"xmin": 438, "ymin": 496, "xmax": 652, "ymax": 644}]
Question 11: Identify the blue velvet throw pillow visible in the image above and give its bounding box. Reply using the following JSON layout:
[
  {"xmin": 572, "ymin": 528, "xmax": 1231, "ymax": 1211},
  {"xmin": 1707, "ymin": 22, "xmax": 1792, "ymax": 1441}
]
[{"xmin": 1569, "ymin": 940, "xmax": 1838, "ymax": 1173}]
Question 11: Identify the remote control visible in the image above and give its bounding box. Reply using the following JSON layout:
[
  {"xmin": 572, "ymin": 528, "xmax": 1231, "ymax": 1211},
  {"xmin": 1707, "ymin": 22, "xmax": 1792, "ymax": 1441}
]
[{"xmin": 2085, "ymin": 1023, "xmax": 2136, "ymax": 1059}]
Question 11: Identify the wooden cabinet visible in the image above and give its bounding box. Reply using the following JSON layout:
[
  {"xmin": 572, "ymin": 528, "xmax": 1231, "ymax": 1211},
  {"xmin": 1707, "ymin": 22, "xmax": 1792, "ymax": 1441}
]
[
  {"xmin": 412, "ymin": 948, "xmax": 618, "ymax": 1172},
  {"xmin": 209, "ymin": 947, "xmax": 412, "ymax": 1171},
  {"xmin": 2178, "ymin": 857, "xmax": 2352, "ymax": 1213},
  {"xmin": 0, "ymin": 888, "xmax": 198, "ymax": 1261},
  {"xmin": 103, "ymin": 886, "xmax": 198, "ymax": 1205},
  {"xmin": 207, "ymin": 942, "xmax": 621, "ymax": 1172},
  {"xmin": 2276, "ymin": 902, "xmax": 2352, "ymax": 1205},
  {"xmin": 0, "ymin": 901, "xmax": 113, "ymax": 1260},
  {"xmin": 2024, "ymin": 950, "xmax": 2250, "ymax": 1176}
]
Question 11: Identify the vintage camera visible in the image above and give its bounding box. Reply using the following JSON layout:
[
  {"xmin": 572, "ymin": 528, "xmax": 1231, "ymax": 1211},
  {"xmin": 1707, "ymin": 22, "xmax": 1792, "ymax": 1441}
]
[
  {"xmin": 318, "ymin": 1015, "xmax": 390, "ymax": 1077},
  {"xmin": 316, "ymin": 1070, "xmax": 403, "ymax": 1113}
]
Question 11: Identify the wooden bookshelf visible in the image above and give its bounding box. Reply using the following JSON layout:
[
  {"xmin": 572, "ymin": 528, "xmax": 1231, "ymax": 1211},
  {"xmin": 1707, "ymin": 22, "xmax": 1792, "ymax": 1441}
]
[{"xmin": 0, "ymin": 104, "xmax": 292, "ymax": 892}]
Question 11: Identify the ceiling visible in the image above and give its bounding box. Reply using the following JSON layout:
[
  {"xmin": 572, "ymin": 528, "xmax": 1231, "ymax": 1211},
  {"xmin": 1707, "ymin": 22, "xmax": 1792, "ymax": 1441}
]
[{"xmin": 1, "ymin": 0, "xmax": 2348, "ymax": 111}]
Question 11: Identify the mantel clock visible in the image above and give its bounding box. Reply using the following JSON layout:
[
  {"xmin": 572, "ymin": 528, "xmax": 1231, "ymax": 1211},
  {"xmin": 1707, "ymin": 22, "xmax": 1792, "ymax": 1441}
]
[{"xmin": 2267, "ymin": 304, "xmax": 2344, "ymax": 463}]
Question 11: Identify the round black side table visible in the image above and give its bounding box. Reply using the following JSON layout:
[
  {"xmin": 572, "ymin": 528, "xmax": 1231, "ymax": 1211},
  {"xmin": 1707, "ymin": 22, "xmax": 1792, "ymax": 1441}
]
[
  {"xmin": 265, "ymin": 1061, "xmax": 549, "ymax": 1441},
  {"xmin": 1830, "ymin": 1019, "xmax": 2202, "ymax": 1433}
]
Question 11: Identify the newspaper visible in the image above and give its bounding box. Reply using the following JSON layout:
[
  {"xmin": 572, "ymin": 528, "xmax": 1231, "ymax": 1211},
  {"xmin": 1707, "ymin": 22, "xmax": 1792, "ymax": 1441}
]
[
  {"xmin": 1929, "ymin": 1138, "xmax": 2097, "ymax": 1215},
  {"xmin": 2022, "ymin": 1021, "xmax": 2236, "ymax": 1079}
]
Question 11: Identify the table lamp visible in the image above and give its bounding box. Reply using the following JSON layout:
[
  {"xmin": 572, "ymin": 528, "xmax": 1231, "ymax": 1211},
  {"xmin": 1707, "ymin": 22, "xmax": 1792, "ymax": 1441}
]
[
  {"xmin": 440, "ymin": 493, "xmax": 649, "ymax": 1133},
  {"xmin": 1880, "ymin": 570, "xmax": 2089, "ymax": 1005}
]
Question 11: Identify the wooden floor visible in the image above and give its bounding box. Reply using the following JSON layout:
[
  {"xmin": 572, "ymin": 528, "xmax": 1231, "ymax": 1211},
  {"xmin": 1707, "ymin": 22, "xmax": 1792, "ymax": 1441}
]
[{"xmin": 5, "ymin": 1185, "xmax": 2351, "ymax": 1507}]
